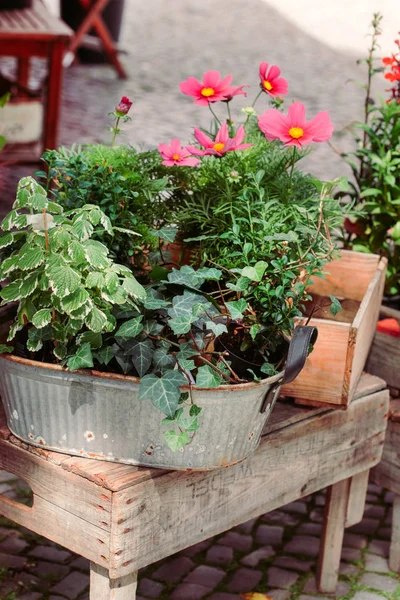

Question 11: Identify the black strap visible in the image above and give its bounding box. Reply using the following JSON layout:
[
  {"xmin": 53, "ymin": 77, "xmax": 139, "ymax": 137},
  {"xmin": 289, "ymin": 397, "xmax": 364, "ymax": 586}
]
[{"xmin": 260, "ymin": 325, "xmax": 318, "ymax": 413}]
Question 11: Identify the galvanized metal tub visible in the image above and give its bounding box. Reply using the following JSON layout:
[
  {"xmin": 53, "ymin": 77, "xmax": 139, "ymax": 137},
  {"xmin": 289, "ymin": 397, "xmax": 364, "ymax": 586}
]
[{"xmin": 0, "ymin": 354, "xmax": 283, "ymax": 470}]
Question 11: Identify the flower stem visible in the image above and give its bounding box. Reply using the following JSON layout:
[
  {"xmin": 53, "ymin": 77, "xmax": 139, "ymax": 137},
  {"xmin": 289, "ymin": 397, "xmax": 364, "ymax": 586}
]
[
  {"xmin": 111, "ymin": 116, "xmax": 120, "ymax": 148},
  {"xmin": 208, "ymin": 103, "xmax": 222, "ymax": 127},
  {"xmin": 252, "ymin": 89, "xmax": 263, "ymax": 108},
  {"xmin": 288, "ymin": 146, "xmax": 297, "ymax": 192}
]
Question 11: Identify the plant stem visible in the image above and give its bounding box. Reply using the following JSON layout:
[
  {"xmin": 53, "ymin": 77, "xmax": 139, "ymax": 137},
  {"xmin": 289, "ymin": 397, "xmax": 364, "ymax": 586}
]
[
  {"xmin": 288, "ymin": 146, "xmax": 297, "ymax": 193},
  {"xmin": 198, "ymin": 354, "xmax": 231, "ymax": 382},
  {"xmin": 208, "ymin": 103, "xmax": 222, "ymax": 127},
  {"xmin": 111, "ymin": 116, "xmax": 121, "ymax": 148},
  {"xmin": 252, "ymin": 89, "xmax": 263, "ymax": 108}
]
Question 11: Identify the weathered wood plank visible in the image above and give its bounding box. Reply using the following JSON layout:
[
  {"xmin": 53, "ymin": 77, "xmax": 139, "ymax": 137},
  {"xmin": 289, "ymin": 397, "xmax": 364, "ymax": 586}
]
[
  {"xmin": 0, "ymin": 438, "xmax": 112, "ymax": 530},
  {"xmin": 345, "ymin": 470, "xmax": 369, "ymax": 528},
  {"xmin": 390, "ymin": 495, "xmax": 400, "ymax": 572},
  {"xmin": 371, "ymin": 421, "xmax": 400, "ymax": 495},
  {"xmin": 90, "ymin": 563, "xmax": 137, "ymax": 599},
  {"xmin": 0, "ymin": 493, "xmax": 109, "ymax": 565},
  {"xmin": 109, "ymin": 389, "xmax": 389, "ymax": 577},
  {"xmin": 317, "ymin": 478, "xmax": 350, "ymax": 593},
  {"xmin": 367, "ymin": 331, "xmax": 400, "ymax": 390}
]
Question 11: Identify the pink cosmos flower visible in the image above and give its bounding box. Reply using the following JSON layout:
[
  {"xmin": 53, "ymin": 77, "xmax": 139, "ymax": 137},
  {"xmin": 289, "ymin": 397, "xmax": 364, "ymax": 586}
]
[
  {"xmin": 187, "ymin": 122, "xmax": 252, "ymax": 157},
  {"xmin": 180, "ymin": 71, "xmax": 233, "ymax": 105},
  {"xmin": 223, "ymin": 84, "xmax": 249, "ymax": 102},
  {"xmin": 258, "ymin": 101, "xmax": 334, "ymax": 149},
  {"xmin": 258, "ymin": 63, "xmax": 288, "ymax": 97},
  {"xmin": 158, "ymin": 139, "xmax": 200, "ymax": 167},
  {"xmin": 115, "ymin": 96, "xmax": 132, "ymax": 115}
]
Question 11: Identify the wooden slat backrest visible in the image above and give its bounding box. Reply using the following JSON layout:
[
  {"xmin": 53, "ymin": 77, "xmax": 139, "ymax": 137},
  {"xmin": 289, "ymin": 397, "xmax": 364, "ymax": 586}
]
[{"xmin": 0, "ymin": 0, "xmax": 71, "ymax": 41}]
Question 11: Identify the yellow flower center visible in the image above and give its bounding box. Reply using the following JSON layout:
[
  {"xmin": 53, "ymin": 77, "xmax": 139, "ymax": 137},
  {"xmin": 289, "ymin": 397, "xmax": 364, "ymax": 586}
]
[
  {"xmin": 263, "ymin": 80, "xmax": 273, "ymax": 91},
  {"xmin": 213, "ymin": 142, "xmax": 225, "ymax": 152},
  {"xmin": 201, "ymin": 87, "xmax": 215, "ymax": 97},
  {"xmin": 289, "ymin": 127, "xmax": 304, "ymax": 139},
  {"xmin": 172, "ymin": 154, "xmax": 180, "ymax": 161}
]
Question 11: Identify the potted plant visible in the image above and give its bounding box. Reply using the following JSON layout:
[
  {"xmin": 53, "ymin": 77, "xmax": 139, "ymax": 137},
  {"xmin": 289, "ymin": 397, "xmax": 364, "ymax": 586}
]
[
  {"xmin": 0, "ymin": 62, "xmax": 341, "ymax": 469},
  {"xmin": 336, "ymin": 15, "xmax": 400, "ymax": 391}
]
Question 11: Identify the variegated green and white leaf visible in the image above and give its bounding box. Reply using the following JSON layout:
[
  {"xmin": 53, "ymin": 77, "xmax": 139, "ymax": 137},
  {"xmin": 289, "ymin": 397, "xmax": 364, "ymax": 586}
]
[
  {"xmin": 18, "ymin": 246, "xmax": 45, "ymax": 271},
  {"xmin": 0, "ymin": 256, "xmax": 17, "ymax": 278},
  {"xmin": 122, "ymin": 276, "xmax": 146, "ymax": 300},
  {"xmin": 72, "ymin": 218, "xmax": 93, "ymax": 241},
  {"xmin": 0, "ymin": 280, "xmax": 22, "ymax": 303},
  {"xmin": 67, "ymin": 239, "xmax": 86, "ymax": 264},
  {"xmin": 101, "ymin": 287, "xmax": 127, "ymax": 304},
  {"xmin": 32, "ymin": 308, "xmax": 52, "ymax": 329},
  {"xmin": 7, "ymin": 321, "xmax": 22, "ymax": 342},
  {"xmin": 105, "ymin": 271, "xmax": 119, "ymax": 294},
  {"xmin": 100, "ymin": 212, "xmax": 113, "ymax": 234},
  {"xmin": 47, "ymin": 265, "xmax": 81, "ymax": 298},
  {"xmin": 76, "ymin": 331, "xmax": 102, "ymax": 349},
  {"xmin": 1, "ymin": 209, "xmax": 18, "ymax": 231},
  {"xmin": 86, "ymin": 271, "xmax": 105, "ymax": 289},
  {"xmin": 0, "ymin": 232, "xmax": 13, "ymax": 249},
  {"xmin": 54, "ymin": 344, "xmax": 67, "ymax": 360},
  {"xmin": 86, "ymin": 306, "xmax": 108, "ymax": 333},
  {"xmin": 19, "ymin": 273, "xmax": 39, "ymax": 299},
  {"xmin": 83, "ymin": 240, "xmax": 110, "ymax": 269},
  {"xmin": 0, "ymin": 344, "xmax": 13, "ymax": 354},
  {"xmin": 61, "ymin": 288, "xmax": 90, "ymax": 314}
]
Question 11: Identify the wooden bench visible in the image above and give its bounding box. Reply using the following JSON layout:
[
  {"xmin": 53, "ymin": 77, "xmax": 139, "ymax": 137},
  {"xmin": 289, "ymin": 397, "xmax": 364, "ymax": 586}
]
[
  {"xmin": 0, "ymin": 0, "xmax": 72, "ymax": 162},
  {"xmin": 0, "ymin": 373, "xmax": 389, "ymax": 599}
]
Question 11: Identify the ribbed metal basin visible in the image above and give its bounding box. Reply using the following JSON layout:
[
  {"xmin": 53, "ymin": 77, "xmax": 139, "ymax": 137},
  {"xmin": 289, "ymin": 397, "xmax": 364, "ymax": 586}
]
[{"xmin": 0, "ymin": 355, "xmax": 282, "ymax": 470}]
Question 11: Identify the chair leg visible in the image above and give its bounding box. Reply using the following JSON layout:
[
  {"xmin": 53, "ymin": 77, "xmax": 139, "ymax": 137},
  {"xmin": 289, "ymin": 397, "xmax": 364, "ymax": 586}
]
[
  {"xmin": 317, "ymin": 478, "xmax": 350, "ymax": 593},
  {"xmin": 44, "ymin": 42, "xmax": 65, "ymax": 151},
  {"xmin": 90, "ymin": 562, "xmax": 138, "ymax": 600},
  {"xmin": 390, "ymin": 495, "xmax": 400, "ymax": 571}
]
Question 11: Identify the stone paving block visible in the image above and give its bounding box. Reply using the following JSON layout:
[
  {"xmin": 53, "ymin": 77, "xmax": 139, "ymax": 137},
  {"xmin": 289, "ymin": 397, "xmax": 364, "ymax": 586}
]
[
  {"xmin": 267, "ymin": 589, "xmax": 291, "ymax": 600},
  {"xmin": 297, "ymin": 522, "xmax": 321, "ymax": 536},
  {"xmin": 268, "ymin": 566, "xmax": 299, "ymax": 589},
  {"xmin": 314, "ymin": 494, "xmax": 326, "ymax": 506},
  {"xmin": 339, "ymin": 561, "xmax": 360, "ymax": 576},
  {"xmin": 217, "ymin": 531, "xmax": 253, "ymax": 552},
  {"xmin": 241, "ymin": 546, "xmax": 275, "ymax": 567},
  {"xmin": 343, "ymin": 532, "xmax": 368, "ymax": 549},
  {"xmin": 206, "ymin": 545, "xmax": 234, "ymax": 566},
  {"xmin": 185, "ymin": 565, "xmax": 226, "ymax": 587},
  {"xmin": 0, "ymin": 533, "xmax": 28, "ymax": 554},
  {"xmin": 364, "ymin": 553, "xmax": 391, "ymax": 573},
  {"xmin": 359, "ymin": 572, "xmax": 398, "ymax": 592},
  {"xmin": 0, "ymin": 551, "xmax": 26, "ymax": 569},
  {"xmin": 50, "ymin": 571, "xmax": 89, "ymax": 597},
  {"xmin": 138, "ymin": 577, "xmax": 165, "ymax": 598},
  {"xmin": 69, "ymin": 556, "xmax": 90, "ymax": 571},
  {"xmin": 282, "ymin": 501, "xmax": 308, "ymax": 515},
  {"xmin": 385, "ymin": 491, "xmax": 395, "ymax": 504},
  {"xmin": 364, "ymin": 504, "xmax": 385, "ymax": 519},
  {"xmin": 234, "ymin": 517, "xmax": 258, "ymax": 534},
  {"xmin": 153, "ymin": 556, "xmax": 195, "ymax": 582},
  {"xmin": 255, "ymin": 524, "xmax": 284, "ymax": 546},
  {"xmin": 27, "ymin": 560, "xmax": 70, "ymax": 580},
  {"xmin": 366, "ymin": 493, "xmax": 379, "ymax": 503},
  {"xmin": 341, "ymin": 547, "xmax": 362, "ymax": 562},
  {"xmin": 377, "ymin": 527, "xmax": 391, "ymax": 540},
  {"xmin": 274, "ymin": 556, "xmax": 314, "ymax": 572},
  {"xmin": 369, "ymin": 540, "xmax": 390, "ymax": 557},
  {"xmin": 28, "ymin": 544, "xmax": 71, "ymax": 563},
  {"xmin": 284, "ymin": 535, "xmax": 320, "ymax": 557},
  {"xmin": 299, "ymin": 596, "xmax": 331, "ymax": 600},
  {"xmin": 349, "ymin": 518, "xmax": 379, "ymax": 535},
  {"xmin": 181, "ymin": 539, "xmax": 212, "ymax": 557},
  {"xmin": 226, "ymin": 567, "xmax": 263, "ymax": 593},
  {"xmin": 261, "ymin": 510, "xmax": 300, "ymax": 527},
  {"xmin": 171, "ymin": 582, "xmax": 211, "ymax": 600},
  {"xmin": 309, "ymin": 508, "xmax": 324, "ymax": 522},
  {"xmin": 303, "ymin": 577, "xmax": 349, "ymax": 596},
  {"xmin": 18, "ymin": 594, "xmax": 42, "ymax": 600},
  {"xmin": 368, "ymin": 483, "xmax": 383, "ymax": 494},
  {"xmin": 352, "ymin": 592, "xmax": 387, "ymax": 600},
  {"xmin": 207, "ymin": 594, "xmax": 239, "ymax": 600}
]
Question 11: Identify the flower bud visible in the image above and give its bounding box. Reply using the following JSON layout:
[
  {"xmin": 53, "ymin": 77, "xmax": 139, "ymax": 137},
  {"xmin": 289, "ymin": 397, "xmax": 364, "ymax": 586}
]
[
  {"xmin": 115, "ymin": 96, "xmax": 133, "ymax": 116},
  {"xmin": 242, "ymin": 106, "xmax": 256, "ymax": 116}
]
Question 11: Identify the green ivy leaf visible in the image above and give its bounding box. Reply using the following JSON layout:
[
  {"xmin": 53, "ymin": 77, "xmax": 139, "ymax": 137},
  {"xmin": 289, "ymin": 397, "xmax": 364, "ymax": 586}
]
[
  {"xmin": 67, "ymin": 342, "xmax": 94, "ymax": 371},
  {"xmin": 195, "ymin": 365, "xmax": 221, "ymax": 388},
  {"xmin": 164, "ymin": 430, "xmax": 190, "ymax": 452},
  {"xmin": 167, "ymin": 291, "xmax": 203, "ymax": 335},
  {"xmin": 115, "ymin": 317, "xmax": 144, "ymax": 341},
  {"xmin": 329, "ymin": 295, "xmax": 342, "ymax": 317},
  {"xmin": 241, "ymin": 261, "xmax": 268, "ymax": 282},
  {"xmin": 150, "ymin": 226, "xmax": 179, "ymax": 243},
  {"xmin": 76, "ymin": 331, "xmax": 102, "ymax": 349},
  {"xmin": 250, "ymin": 324, "xmax": 260, "ymax": 340},
  {"xmin": 176, "ymin": 342, "xmax": 199, "ymax": 360},
  {"xmin": 96, "ymin": 345, "xmax": 116, "ymax": 365},
  {"xmin": 205, "ymin": 321, "xmax": 228, "ymax": 336},
  {"xmin": 225, "ymin": 299, "xmax": 248, "ymax": 320},
  {"xmin": 47, "ymin": 265, "xmax": 81, "ymax": 298},
  {"xmin": 144, "ymin": 296, "xmax": 170, "ymax": 310},
  {"xmin": 54, "ymin": 345, "xmax": 67, "ymax": 360},
  {"xmin": 260, "ymin": 363, "xmax": 278, "ymax": 376},
  {"xmin": 0, "ymin": 344, "xmax": 13, "ymax": 354},
  {"xmin": 177, "ymin": 358, "xmax": 195, "ymax": 371},
  {"xmin": 139, "ymin": 371, "xmax": 187, "ymax": 417},
  {"xmin": 153, "ymin": 346, "xmax": 176, "ymax": 370},
  {"xmin": 32, "ymin": 309, "xmax": 52, "ymax": 329},
  {"xmin": 126, "ymin": 339, "xmax": 154, "ymax": 376}
]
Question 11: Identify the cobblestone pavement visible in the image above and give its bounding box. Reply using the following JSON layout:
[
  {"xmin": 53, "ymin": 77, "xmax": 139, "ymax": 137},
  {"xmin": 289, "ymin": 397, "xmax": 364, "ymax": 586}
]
[{"xmin": 0, "ymin": 471, "xmax": 397, "ymax": 600}]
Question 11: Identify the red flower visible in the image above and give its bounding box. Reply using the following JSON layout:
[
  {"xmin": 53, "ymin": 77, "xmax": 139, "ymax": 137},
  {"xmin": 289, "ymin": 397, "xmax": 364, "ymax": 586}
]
[
  {"xmin": 115, "ymin": 96, "xmax": 132, "ymax": 116},
  {"xmin": 258, "ymin": 101, "xmax": 333, "ymax": 149},
  {"xmin": 382, "ymin": 56, "xmax": 396, "ymax": 66},
  {"xmin": 187, "ymin": 122, "xmax": 252, "ymax": 157},
  {"xmin": 180, "ymin": 71, "xmax": 233, "ymax": 106},
  {"xmin": 258, "ymin": 62, "xmax": 288, "ymax": 98},
  {"xmin": 158, "ymin": 139, "xmax": 200, "ymax": 167}
]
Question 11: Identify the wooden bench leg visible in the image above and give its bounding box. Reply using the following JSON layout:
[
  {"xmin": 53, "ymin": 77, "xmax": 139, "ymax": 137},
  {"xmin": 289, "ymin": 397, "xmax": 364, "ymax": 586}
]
[
  {"xmin": 317, "ymin": 478, "xmax": 350, "ymax": 593},
  {"xmin": 390, "ymin": 495, "xmax": 400, "ymax": 572},
  {"xmin": 90, "ymin": 562, "xmax": 137, "ymax": 599},
  {"xmin": 345, "ymin": 469, "xmax": 369, "ymax": 527},
  {"xmin": 44, "ymin": 42, "xmax": 66, "ymax": 151}
]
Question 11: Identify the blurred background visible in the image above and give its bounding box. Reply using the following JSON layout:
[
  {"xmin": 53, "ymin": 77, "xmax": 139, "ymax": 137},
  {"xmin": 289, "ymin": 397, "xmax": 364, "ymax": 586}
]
[{"xmin": 0, "ymin": 0, "xmax": 399, "ymax": 210}]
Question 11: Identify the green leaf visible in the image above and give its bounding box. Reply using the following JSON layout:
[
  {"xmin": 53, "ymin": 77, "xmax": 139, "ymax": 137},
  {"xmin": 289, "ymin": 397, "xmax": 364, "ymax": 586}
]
[
  {"xmin": 123, "ymin": 276, "xmax": 146, "ymax": 300},
  {"xmin": 67, "ymin": 343, "xmax": 94, "ymax": 371},
  {"xmin": 195, "ymin": 365, "xmax": 221, "ymax": 388},
  {"xmin": 83, "ymin": 240, "xmax": 110, "ymax": 269},
  {"xmin": 86, "ymin": 271, "xmax": 105, "ymax": 289},
  {"xmin": 250, "ymin": 324, "xmax": 260, "ymax": 340},
  {"xmin": 225, "ymin": 299, "xmax": 248, "ymax": 320},
  {"xmin": 139, "ymin": 371, "xmax": 187, "ymax": 417},
  {"xmin": 144, "ymin": 296, "xmax": 170, "ymax": 310},
  {"xmin": 177, "ymin": 358, "xmax": 195, "ymax": 371},
  {"xmin": 0, "ymin": 232, "xmax": 14, "ymax": 249},
  {"xmin": 150, "ymin": 226, "xmax": 179, "ymax": 243},
  {"xmin": 96, "ymin": 345, "xmax": 116, "ymax": 366},
  {"xmin": 329, "ymin": 295, "xmax": 342, "ymax": 317},
  {"xmin": 7, "ymin": 322, "xmax": 22, "ymax": 341},
  {"xmin": 164, "ymin": 430, "xmax": 190, "ymax": 452},
  {"xmin": 32, "ymin": 309, "xmax": 52, "ymax": 329},
  {"xmin": 76, "ymin": 331, "xmax": 102, "ymax": 349},
  {"xmin": 86, "ymin": 306, "xmax": 108, "ymax": 333},
  {"xmin": 31, "ymin": 193, "xmax": 48, "ymax": 211},
  {"xmin": 73, "ymin": 218, "xmax": 94, "ymax": 241},
  {"xmin": 1, "ymin": 209, "xmax": 18, "ymax": 231},
  {"xmin": 19, "ymin": 273, "xmax": 39, "ymax": 299},
  {"xmin": 176, "ymin": 342, "xmax": 199, "ymax": 360},
  {"xmin": 153, "ymin": 346, "xmax": 176, "ymax": 370},
  {"xmin": 61, "ymin": 288, "xmax": 90, "ymax": 314},
  {"xmin": 47, "ymin": 265, "xmax": 81, "ymax": 298},
  {"xmin": 126, "ymin": 339, "xmax": 154, "ymax": 376},
  {"xmin": 68, "ymin": 240, "xmax": 86, "ymax": 264},
  {"xmin": 167, "ymin": 291, "xmax": 205, "ymax": 335},
  {"xmin": 115, "ymin": 317, "xmax": 144, "ymax": 341},
  {"xmin": 167, "ymin": 265, "xmax": 205, "ymax": 289},
  {"xmin": 260, "ymin": 363, "xmax": 278, "ymax": 376},
  {"xmin": 226, "ymin": 277, "xmax": 250, "ymax": 292},
  {"xmin": 18, "ymin": 246, "xmax": 44, "ymax": 271},
  {"xmin": 190, "ymin": 404, "xmax": 202, "ymax": 417},
  {"xmin": 105, "ymin": 271, "xmax": 119, "ymax": 294},
  {"xmin": 205, "ymin": 321, "xmax": 228, "ymax": 336},
  {"xmin": 177, "ymin": 411, "xmax": 200, "ymax": 432},
  {"xmin": 241, "ymin": 261, "xmax": 268, "ymax": 282},
  {"xmin": 0, "ymin": 344, "xmax": 13, "ymax": 354},
  {"xmin": 0, "ymin": 280, "xmax": 22, "ymax": 303},
  {"xmin": 54, "ymin": 344, "xmax": 67, "ymax": 360}
]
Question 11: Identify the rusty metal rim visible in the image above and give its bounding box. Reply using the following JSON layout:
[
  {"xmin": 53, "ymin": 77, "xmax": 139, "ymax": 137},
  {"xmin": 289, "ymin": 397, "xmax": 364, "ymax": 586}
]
[{"xmin": 0, "ymin": 353, "xmax": 283, "ymax": 392}]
